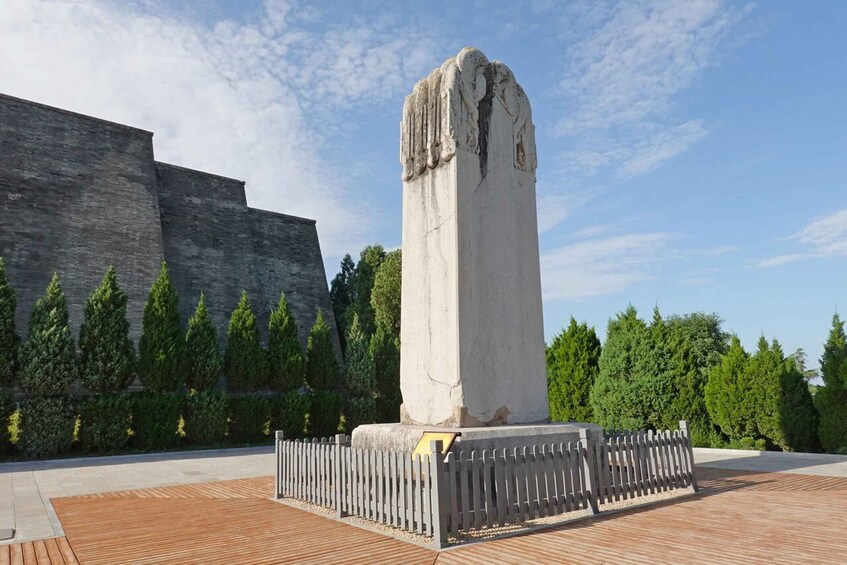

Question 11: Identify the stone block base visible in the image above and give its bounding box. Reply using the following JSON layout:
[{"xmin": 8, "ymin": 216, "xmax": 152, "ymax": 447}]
[{"xmin": 351, "ymin": 422, "xmax": 603, "ymax": 454}]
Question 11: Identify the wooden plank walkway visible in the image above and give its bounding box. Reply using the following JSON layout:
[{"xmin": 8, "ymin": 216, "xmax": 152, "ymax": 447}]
[{"xmin": 5, "ymin": 466, "xmax": 846, "ymax": 564}]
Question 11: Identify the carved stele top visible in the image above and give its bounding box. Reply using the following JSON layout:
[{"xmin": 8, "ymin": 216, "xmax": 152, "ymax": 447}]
[{"xmin": 400, "ymin": 47, "xmax": 537, "ymax": 181}]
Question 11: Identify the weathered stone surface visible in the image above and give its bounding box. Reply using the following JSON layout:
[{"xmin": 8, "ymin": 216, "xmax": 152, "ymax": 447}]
[
  {"xmin": 0, "ymin": 93, "xmax": 340, "ymax": 362},
  {"xmin": 398, "ymin": 47, "xmax": 547, "ymax": 427}
]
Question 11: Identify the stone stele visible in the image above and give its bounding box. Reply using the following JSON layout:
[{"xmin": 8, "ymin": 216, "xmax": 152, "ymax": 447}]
[{"xmin": 399, "ymin": 46, "xmax": 546, "ymax": 427}]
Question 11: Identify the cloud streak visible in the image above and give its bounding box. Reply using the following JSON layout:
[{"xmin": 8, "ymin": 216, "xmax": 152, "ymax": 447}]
[{"xmin": 756, "ymin": 207, "xmax": 847, "ymax": 268}]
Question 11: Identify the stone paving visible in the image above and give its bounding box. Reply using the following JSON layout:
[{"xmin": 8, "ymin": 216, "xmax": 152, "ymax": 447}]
[{"xmin": 694, "ymin": 446, "xmax": 847, "ymax": 477}]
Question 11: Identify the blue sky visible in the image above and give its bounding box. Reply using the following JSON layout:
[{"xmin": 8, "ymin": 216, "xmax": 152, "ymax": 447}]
[{"xmin": 1, "ymin": 1, "xmax": 845, "ymax": 368}]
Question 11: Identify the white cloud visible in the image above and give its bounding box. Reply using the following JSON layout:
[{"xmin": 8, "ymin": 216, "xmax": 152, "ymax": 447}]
[
  {"xmin": 0, "ymin": 0, "xmax": 440, "ymax": 257},
  {"xmin": 756, "ymin": 207, "xmax": 847, "ymax": 268},
  {"xmin": 540, "ymin": 232, "xmax": 674, "ymax": 300}
]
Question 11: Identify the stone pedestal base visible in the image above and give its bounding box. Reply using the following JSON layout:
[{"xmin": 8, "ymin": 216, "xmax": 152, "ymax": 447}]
[{"xmin": 351, "ymin": 422, "xmax": 603, "ymax": 454}]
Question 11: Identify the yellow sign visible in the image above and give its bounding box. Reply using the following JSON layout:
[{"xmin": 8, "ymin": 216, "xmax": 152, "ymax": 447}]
[{"xmin": 411, "ymin": 431, "xmax": 459, "ymax": 458}]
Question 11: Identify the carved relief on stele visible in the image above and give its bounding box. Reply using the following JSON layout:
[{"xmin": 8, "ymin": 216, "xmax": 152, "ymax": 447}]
[{"xmin": 400, "ymin": 47, "xmax": 537, "ymax": 181}]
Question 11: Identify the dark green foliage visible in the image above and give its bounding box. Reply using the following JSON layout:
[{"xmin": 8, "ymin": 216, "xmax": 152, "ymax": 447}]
[
  {"xmin": 0, "ymin": 392, "xmax": 13, "ymax": 451},
  {"xmin": 343, "ymin": 315, "xmax": 375, "ymax": 397},
  {"xmin": 267, "ymin": 292, "xmax": 304, "ymax": 392},
  {"xmin": 546, "ymin": 318, "xmax": 600, "ymax": 423},
  {"xmin": 305, "ymin": 311, "xmax": 340, "ymax": 390},
  {"xmin": 590, "ymin": 306, "xmax": 673, "ymax": 430},
  {"xmin": 224, "ymin": 291, "xmax": 267, "ymax": 392},
  {"xmin": 706, "ymin": 335, "xmax": 757, "ymax": 442},
  {"xmin": 779, "ymin": 358, "xmax": 820, "ymax": 453},
  {"xmin": 817, "ymin": 314, "xmax": 847, "ymax": 453},
  {"xmin": 19, "ymin": 396, "xmax": 76, "ymax": 458},
  {"xmin": 78, "ymin": 394, "xmax": 131, "ymax": 452},
  {"xmin": 309, "ymin": 390, "xmax": 343, "ymax": 437},
  {"xmin": 20, "ymin": 273, "xmax": 77, "ymax": 395},
  {"xmin": 349, "ymin": 245, "xmax": 386, "ymax": 336},
  {"xmin": 273, "ymin": 391, "xmax": 310, "ymax": 440},
  {"xmin": 183, "ymin": 391, "xmax": 229, "ymax": 445},
  {"xmin": 138, "ymin": 262, "xmax": 185, "ymax": 392},
  {"xmin": 330, "ymin": 253, "xmax": 356, "ymax": 349},
  {"xmin": 664, "ymin": 312, "xmax": 729, "ymax": 445},
  {"xmin": 129, "ymin": 392, "xmax": 182, "ymax": 450},
  {"xmin": 185, "ymin": 293, "xmax": 221, "ymax": 392},
  {"xmin": 370, "ymin": 326, "xmax": 401, "ymax": 423},
  {"xmin": 0, "ymin": 258, "xmax": 20, "ymax": 387},
  {"xmin": 78, "ymin": 267, "xmax": 136, "ymax": 393},
  {"xmin": 344, "ymin": 396, "xmax": 376, "ymax": 432},
  {"xmin": 228, "ymin": 395, "xmax": 271, "ymax": 444},
  {"xmin": 370, "ymin": 250, "xmax": 401, "ymax": 339}
]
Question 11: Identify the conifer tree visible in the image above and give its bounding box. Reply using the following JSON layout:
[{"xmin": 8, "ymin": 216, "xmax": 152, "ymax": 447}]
[
  {"xmin": 705, "ymin": 335, "xmax": 753, "ymax": 441},
  {"xmin": 138, "ymin": 262, "xmax": 185, "ymax": 392},
  {"xmin": 185, "ymin": 293, "xmax": 220, "ymax": 391},
  {"xmin": 0, "ymin": 258, "xmax": 20, "ymax": 387},
  {"xmin": 224, "ymin": 291, "xmax": 267, "ymax": 392},
  {"xmin": 78, "ymin": 266, "xmax": 136, "ymax": 392},
  {"xmin": 305, "ymin": 310, "xmax": 340, "ymax": 390},
  {"xmin": 267, "ymin": 292, "xmax": 304, "ymax": 392},
  {"xmin": 349, "ymin": 245, "xmax": 386, "ymax": 336},
  {"xmin": 343, "ymin": 314, "xmax": 375, "ymax": 397},
  {"xmin": 370, "ymin": 325, "xmax": 400, "ymax": 422},
  {"xmin": 330, "ymin": 254, "xmax": 356, "ymax": 348},
  {"xmin": 370, "ymin": 250, "xmax": 401, "ymax": 339},
  {"xmin": 20, "ymin": 273, "xmax": 77, "ymax": 395},
  {"xmin": 546, "ymin": 318, "xmax": 600, "ymax": 423},
  {"xmin": 816, "ymin": 314, "xmax": 847, "ymax": 453}
]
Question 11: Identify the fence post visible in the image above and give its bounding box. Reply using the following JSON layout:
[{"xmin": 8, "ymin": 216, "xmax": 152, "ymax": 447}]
[
  {"xmin": 275, "ymin": 430, "xmax": 284, "ymax": 499},
  {"xmin": 678, "ymin": 421, "xmax": 699, "ymax": 492},
  {"xmin": 429, "ymin": 440, "xmax": 448, "ymax": 549},
  {"xmin": 578, "ymin": 428, "xmax": 599, "ymax": 515},
  {"xmin": 335, "ymin": 434, "xmax": 347, "ymax": 518}
]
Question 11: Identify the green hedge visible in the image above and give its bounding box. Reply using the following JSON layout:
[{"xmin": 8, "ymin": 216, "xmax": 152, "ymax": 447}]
[
  {"xmin": 344, "ymin": 396, "xmax": 375, "ymax": 432},
  {"xmin": 130, "ymin": 392, "xmax": 183, "ymax": 450},
  {"xmin": 184, "ymin": 391, "xmax": 229, "ymax": 445},
  {"xmin": 309, "ymin": 390, "xmax": 343, "ymax": 438},
  {"xmin": 0, "ymin": 393, "xmax": 13, "ymax": 452},
  {"xmin": 19, "ymin": 396, "xmax": 76, "ymax": 459},
  {"xmin": 78, "ymin": 394, "xmax": 131, "ymax": 452},
  {"xmin": 228, "ymin": 395, "xmax": 271, "ymax": 444},
  {"xmin": 273, "ymin": 391, "xmax": 310, "ymax": 440}
]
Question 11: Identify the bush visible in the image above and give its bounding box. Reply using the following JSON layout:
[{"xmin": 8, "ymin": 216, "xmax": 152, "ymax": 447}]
[
  {"xmin": 343, "ymin": 314, "xmax": 375, "ymax": 397},
  {"xmin": 185, "ymin": 293, "xmax": 221, "ymax": 392},
  {"xmin": 138, "ymin": 262, "xmax": 185, "ymax": 392},
  {"xmin": 129, "ymin": 392, "xmax": 183, "ymax": 450},
  {"xmin": 183, "ymin": 391, "xmax": 229, "ymax": 445},
  {"xmin": 344, "ymin": 396, "xmax": 375, "ymax": 432},
  {"xmin": 727, "ymin": 436, "xmax": 767, "ymax": 451},
  {"xmin": 224, "ymin": 292, "xmax": 267, "ymax": 392},
  {"xmin": 546, "ymin": 318, "xmax": 600, "ymax": 423},
  {"xmin": 309, "ymin": 390, "xmax": 343, "ymax": 437},
  {"xmin": 0, "ymin": 258, "xmax": 20, "ymax": 388},
  {"xmin": 228, "ymin": 395, "xmax": 271, "ymax": 444},
  {"xmin": 267, "ymin": 292, "xmax": 304, "ymax": 392},
  {"xmin": 273, "ymin": 390, "xmax": 310, "ymax": 440},
  {"xmin": 19, "ymin": 396, "xmax": 76, "ymax": 459},
  {"xmin": 78, "ymin": 394, "xmax": 131, "ymax": 452},
  {"xmin": 305, "ymin": 311, "xmax": 340, "ymax": 390},
  {"xmin": 0, "ymin": 392, "xmax": 14, "ymax": 452},
  {"xmin": 20, "ymin": 273, "xmax": 77, "ymax": 395},
  {"xmin": 78, "ymin": 267, "xmax": 136, "ymax": 393}
]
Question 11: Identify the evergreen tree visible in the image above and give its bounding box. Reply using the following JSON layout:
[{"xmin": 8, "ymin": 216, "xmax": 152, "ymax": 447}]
[
  {"xmin": 590, "ymin": 306, "xmax": 673, "ymax": 430},
  {"xmin": 0, "ymin": 258, "xmax": 20, "ymax": 387},
  {"xmin": 330, "ymin": 254, "xmax": 356, "ymax": 348},
  {"xmin": 224, "ymin": 291, "xmax": 267, "ymax": 392},
  {"xmin": 370, "ymin": 325, "xmax": 400, "ymax": 422},
  {"xmin": 20, "ymin": 273, "xmax": 77, "ymax": 395},
  {"xmin": 78, "ymin": 266, "xmax": 136, "ymax": 393},
  {"xmin": 138, "ymin": 262, "xmax": 185, "ymax": 392},
  {"xmin": 349, "ymin": 245, "xmax": 386, "ymax": 336},
  {"xmin": 267, "ymin": 292, "xmax": 304, "ymax": 392},
  {"xmin": 546, "ymin": 318, "xmax": 600, "ymax": 423},
  {"xmin": 185, "ymin": 293, "xmax": 220, "ymax": 391},
  {"xmin": 705, "ymin": 335, "xmax": 754, "ymax": 441},
  {"xmin": 305, "ymin": 310, "xmax": 340, "ymax": 390},
  {"xmin": 343, "ymin": 314, "xmax": 375, "ymax": 397},
  {"xmin": 371, "ymin": 250, "xmax": 401, "ymax": 339},
  {"xmin": 816, "ymin": 314, "xmax": 847, "ymax": 453}
]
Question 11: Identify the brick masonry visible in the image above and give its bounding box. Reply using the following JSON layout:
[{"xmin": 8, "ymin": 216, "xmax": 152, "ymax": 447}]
[{"xmin": 0, "ymin": 92, "xmax": 340, "ymax": 361}]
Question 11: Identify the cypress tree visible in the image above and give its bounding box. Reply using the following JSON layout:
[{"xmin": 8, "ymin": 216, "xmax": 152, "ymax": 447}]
[
  {"xmin": 546, "ymin": 318, "xmax": 600, "ymax": 423},
  {"xmin": 705, "ymin": 335, "xmax": 753, "ymax": 441},
  {"xmin": 185, "ymin": 293, "xmax": 221, "ymax": 392},
  {"xmin": 349, "ymin": 245, "xmax": 386, "ymax": 336},
  {"xmin": 370, "ymin": 250, "xmax": 401, "ymax": 339},
  {"xmin": 0, "ymin": 258, "xmax": 20, "ymax": 387},
  {"xmin": 305, "ymin": 310, "xmax": 340, "ymax": 390},
  {"xmin": 138, "ymin": 262, "xmax": 185, "ymax": 392},
  {"xmin": 817, "ymin": 314, "xmax": 847, "ymax": 453},
  {"xmin": 20, "ymin": 273, "xmax": 77, "ymax": 395},
  {"xmin": 370, "ymin": 325, "xmax": 400, "ymax": 423},
  {"xmin": 224, "ymin": 291, "xmax": 267, "ymax": 392},
  {"xmin": 343, "ymin": 314, "xmax": 375, "ymax": 396},
  {"xmin": 330, "ymin": 253, "xmax": 356, "ymax": 348},
  {"xmin": 267, "ymin": 292, "xmax": 304, "ymax": 392},
  {"xmin": 78, "ymin": 266, "xmax": 136, "ymax": 393}
]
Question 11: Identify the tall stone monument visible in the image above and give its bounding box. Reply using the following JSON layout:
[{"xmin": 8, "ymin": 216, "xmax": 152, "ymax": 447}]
[{"xmin": 353, "ymin": 47, "xmax": 600, "ymax": 452}]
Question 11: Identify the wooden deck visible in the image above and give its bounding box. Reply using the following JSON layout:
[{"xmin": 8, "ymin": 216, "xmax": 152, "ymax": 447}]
[{"xmin": 3, "ymin": 466, "xmax": 846, "ymax": 564}]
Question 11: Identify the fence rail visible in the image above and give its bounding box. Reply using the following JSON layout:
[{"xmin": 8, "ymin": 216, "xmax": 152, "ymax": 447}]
[{"xmin": 275, "ymin": 421, "xmax": 697, "ymax": 548}]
